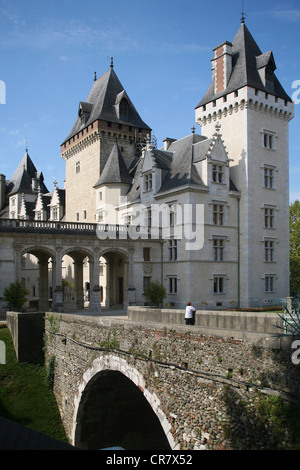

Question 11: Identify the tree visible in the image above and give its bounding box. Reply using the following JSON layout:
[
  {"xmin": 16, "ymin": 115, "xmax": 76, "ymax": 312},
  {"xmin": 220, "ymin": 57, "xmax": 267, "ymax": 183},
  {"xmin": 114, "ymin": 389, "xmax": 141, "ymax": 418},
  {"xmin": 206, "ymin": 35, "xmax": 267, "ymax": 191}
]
[
  {"xmin": 289, "ymin": 200, "xmax": 300, "ymax": 295},
  {"xmin": 3, "ymin": 281, "xmax": 29, "ymax": 311},
  {"xmin": 144, "ymin": 280, "xmax": 166, "ymax": 307}
]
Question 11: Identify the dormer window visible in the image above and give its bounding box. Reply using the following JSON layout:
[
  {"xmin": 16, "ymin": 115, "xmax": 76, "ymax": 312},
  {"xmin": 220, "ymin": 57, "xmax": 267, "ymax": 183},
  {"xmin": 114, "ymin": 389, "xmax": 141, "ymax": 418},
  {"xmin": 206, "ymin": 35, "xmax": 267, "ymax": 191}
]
[
  {"xmin": 212, "ymin": 164, "xmax": 223, "ymax": 183},
  {"xmin": 115, "ymin": 91, "xmax": 130, "ymax": 121},
  {"xmin": 144, "ymin": 173, "xmax": 153, "ymax": 191},
  {"xmin": 120, "ymin": 98, "xmax": 129, "ymax": 119},
  {"xmin": 78, "ymin": 101, "xmax": 92, "ymax": 126}
]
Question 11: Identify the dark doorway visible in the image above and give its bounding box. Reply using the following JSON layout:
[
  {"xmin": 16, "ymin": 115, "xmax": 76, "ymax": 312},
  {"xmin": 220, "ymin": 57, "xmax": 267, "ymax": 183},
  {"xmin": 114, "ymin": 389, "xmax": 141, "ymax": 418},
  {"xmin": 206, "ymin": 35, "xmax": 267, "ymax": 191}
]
[
  {"xmin": 118, "ymin": 277, "xmax": 123, "ymax": 304},
  {"xmin": 74, "ymin": 370, "xmax": 171, "ymax": 450}
]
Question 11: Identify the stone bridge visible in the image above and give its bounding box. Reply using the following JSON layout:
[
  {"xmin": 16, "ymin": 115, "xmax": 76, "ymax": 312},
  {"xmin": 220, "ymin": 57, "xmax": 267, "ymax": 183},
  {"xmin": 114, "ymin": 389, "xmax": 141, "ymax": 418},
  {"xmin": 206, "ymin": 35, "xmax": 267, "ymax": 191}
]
[{"xmin": 7, "ymin": 308, "xmax": 300, "ymax": 451}]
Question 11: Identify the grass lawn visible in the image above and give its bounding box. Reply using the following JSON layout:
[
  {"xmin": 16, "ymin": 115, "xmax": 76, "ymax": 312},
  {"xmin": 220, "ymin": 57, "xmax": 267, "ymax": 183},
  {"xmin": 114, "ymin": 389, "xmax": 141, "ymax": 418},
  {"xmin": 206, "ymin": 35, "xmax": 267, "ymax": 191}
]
[{"xmin": 0, "ymin": 325, "xmax": 68, "ymax": 444}]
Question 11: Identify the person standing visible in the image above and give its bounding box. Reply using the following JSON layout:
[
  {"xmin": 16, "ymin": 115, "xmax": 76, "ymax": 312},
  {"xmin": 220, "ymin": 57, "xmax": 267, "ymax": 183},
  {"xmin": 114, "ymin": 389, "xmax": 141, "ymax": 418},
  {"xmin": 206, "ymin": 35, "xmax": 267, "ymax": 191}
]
[{"xmin": 185, "ymin": 301, "xmax": 196, "ymax": 325}]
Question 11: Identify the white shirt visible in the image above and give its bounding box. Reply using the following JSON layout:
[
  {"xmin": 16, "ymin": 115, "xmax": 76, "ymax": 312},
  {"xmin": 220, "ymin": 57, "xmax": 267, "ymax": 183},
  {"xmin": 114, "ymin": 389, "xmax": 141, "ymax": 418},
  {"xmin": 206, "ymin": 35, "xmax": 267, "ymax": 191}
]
[{"xmin": 185, "ymin": 305, "xmax": 196, "ymax": 318}]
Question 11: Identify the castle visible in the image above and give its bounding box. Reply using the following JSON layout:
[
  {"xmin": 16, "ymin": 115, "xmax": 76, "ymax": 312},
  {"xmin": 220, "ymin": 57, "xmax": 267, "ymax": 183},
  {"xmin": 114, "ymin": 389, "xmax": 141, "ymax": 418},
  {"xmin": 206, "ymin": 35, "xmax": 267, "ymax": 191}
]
[{"xmin": 0, "ymin": 20, "xmax": 294, "ymax": 310}]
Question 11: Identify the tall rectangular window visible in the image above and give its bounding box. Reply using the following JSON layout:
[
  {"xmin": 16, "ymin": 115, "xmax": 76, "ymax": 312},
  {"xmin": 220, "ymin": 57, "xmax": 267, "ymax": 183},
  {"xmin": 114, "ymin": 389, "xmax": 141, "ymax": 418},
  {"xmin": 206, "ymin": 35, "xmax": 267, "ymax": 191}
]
[
  {"xmin": 168, "ymin": 239, "xmax": 178, "ymax": 261},
  {"xmin": 143, "ymin": 247, "xmax": 151, "ymax": 261},
  {"xmin": 213, "ymin": 238, "xmax": 224, "ymax": 261},
  {"xmin": 264, "ymin": 240, "xmax": 274, "ymax": 262},
  {"xmin": 168, "ymin": 277, "xmax": 178, "ymax": 294},
  {"xmin": 213, "ymin": 204, "xmax": 224, "ymax": 225},
  {"xmin": 265, "ymin": 276, "xmax": 274, "ymax": 292},
  {"xmin": 76, "ymin": 161, "xmax": 81, "ymax": 174},
  {"xmin": 212, "ymin": 165, "xmax": 223, "ymax": 183},
  {"xmin": 213, "ymin": 276, "xmax": 225, "ymax": 294},
  {"xmin": 264, "ymin": 207, "xmax": 275, "ymax": 228},
  {"xmin": 144, "ymin": 173, "xmax": 152, "ymax": 191},
  {"xmin": 143, "ymin": 276, "xmax": 151, "ymax": 294},
  {"xmin": 264, "ymin": 168, "xmax": 274, "ymax": 188}
]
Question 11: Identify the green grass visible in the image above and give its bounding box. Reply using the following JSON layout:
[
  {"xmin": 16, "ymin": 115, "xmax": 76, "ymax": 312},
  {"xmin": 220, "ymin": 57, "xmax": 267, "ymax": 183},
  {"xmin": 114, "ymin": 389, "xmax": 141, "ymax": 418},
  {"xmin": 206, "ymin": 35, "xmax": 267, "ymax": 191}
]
[{"xmin": 0, "ymin": 326, "xmax": 68, "ymax": 444}]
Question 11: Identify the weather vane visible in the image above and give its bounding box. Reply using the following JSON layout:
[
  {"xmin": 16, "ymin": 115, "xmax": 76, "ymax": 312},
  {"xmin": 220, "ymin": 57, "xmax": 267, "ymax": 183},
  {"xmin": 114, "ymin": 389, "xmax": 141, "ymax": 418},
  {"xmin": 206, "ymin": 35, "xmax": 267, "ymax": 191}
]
[{"xmin": 241, "ymin": 0, "xmax": 246, "ymax": 23}]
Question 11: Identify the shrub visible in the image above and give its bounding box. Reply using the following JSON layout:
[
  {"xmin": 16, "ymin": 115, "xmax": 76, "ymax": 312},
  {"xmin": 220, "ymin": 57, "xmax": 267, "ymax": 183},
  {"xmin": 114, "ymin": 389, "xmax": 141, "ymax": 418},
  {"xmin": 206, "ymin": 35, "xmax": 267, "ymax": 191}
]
[
  {"xmin": 144, "ymin": 281, "xmax": 166, "ymax": 306},
  {"xmin": 3, "ymin": 281, "xmax": 29, "ymax": 311}
]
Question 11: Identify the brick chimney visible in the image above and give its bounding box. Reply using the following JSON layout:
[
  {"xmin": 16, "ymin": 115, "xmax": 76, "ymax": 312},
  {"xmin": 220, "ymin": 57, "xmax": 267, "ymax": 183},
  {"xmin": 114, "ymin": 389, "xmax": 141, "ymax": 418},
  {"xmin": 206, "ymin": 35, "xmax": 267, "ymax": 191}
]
[{"xmin": 212, "ymin": 41, "xmax": 233, "ymax": 94}]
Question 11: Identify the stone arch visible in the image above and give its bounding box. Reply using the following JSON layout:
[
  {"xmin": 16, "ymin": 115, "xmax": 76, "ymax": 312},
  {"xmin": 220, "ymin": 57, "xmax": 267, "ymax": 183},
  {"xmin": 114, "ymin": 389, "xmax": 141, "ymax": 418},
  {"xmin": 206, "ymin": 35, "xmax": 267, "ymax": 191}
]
[
  {"xmin": 18, "ymin": 245, "xmax": 56, "ymax": 311},
  {"xmin": 99, "ymin": 248, "xmax": 129, "ymax": 309},
  {"xmin": 61, "ymin": 246, "xmax": 96, "ymax": 311},
  {"xmin": 71, "ymin": 354, "xmax": 176, "ymax": 450}
]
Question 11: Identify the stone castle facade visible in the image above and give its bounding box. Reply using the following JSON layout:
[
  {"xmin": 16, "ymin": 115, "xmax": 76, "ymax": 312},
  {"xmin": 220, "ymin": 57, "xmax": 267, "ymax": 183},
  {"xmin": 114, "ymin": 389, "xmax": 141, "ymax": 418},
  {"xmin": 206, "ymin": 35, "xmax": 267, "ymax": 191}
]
[{"xmin": 0, "ymin": 21, "xmax": 294, "ymax": 310}]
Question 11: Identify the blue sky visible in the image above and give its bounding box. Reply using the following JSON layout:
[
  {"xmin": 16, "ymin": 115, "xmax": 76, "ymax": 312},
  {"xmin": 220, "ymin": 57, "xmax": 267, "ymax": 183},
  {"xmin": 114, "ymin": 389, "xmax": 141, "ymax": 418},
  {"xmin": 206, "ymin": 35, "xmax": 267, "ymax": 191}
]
[{"xmin": 0, "ymin": 0, "xmax": 299, "ymax": 202}]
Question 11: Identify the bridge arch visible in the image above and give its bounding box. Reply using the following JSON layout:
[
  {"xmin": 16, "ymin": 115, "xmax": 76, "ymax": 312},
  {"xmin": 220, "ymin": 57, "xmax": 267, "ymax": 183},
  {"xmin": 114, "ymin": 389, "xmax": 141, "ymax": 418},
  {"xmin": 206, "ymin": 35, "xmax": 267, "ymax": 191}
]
[{"xmin": 71, "ymin": 355, "xmax": 175, "ymax": 450}]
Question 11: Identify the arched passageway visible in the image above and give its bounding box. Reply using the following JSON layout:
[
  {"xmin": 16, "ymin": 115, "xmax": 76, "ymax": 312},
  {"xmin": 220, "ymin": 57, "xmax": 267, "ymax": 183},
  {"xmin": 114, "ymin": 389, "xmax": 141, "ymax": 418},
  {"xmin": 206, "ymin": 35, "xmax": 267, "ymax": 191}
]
[
  {"xmin": 74, "ymin": 370, "xmax": 171, "ymax": 450},
  {"xmin": 20, "ymin": 247, "xmax": 54, "ymax": 311}
]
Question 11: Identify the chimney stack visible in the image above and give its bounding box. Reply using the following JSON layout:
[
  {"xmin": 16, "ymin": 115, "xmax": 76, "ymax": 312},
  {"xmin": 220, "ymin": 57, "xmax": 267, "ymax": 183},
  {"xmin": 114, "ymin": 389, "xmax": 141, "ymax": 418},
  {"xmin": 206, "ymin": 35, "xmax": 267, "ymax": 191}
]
[
  {"xmin": 0, "ymin": 174, "xmax": 6, "ymax": 211},
  {"xmin": 212, "ymin": 41, "xmax": 233, "ymax": 94}
]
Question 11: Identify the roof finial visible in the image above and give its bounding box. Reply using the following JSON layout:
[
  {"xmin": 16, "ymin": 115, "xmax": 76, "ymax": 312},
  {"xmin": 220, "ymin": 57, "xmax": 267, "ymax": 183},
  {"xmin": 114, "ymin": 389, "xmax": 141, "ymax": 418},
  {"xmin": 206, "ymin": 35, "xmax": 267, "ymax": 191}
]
[
  {"xmin": 94, "ymin": 71, "xmax": 97, "ymax": 81},
  {"xmin": 110, "ymin": 57, "xmax": 114, "ymax": 68},
  {"xmin": 25, "ymin": 138, "xmax": 28, "ymax": 153},
  {"xmin": 191, "ymin": 125, "xmax": 196, "ymax": 134},
  {"xmin": 241, "ymin": 0, "xmax": 246, "ymax": 23}
]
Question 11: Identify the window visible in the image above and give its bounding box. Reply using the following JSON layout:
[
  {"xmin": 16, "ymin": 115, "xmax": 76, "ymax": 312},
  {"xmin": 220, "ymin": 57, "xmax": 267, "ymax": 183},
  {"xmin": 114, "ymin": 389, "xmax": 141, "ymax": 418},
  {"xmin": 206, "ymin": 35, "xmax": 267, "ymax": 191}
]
[
  {"xmin": 144, "ymin": 173, "xmax": 153, "ymax": 191},
  {"xmin": 263, "ymin": 131, "xmax": 275, "ymax": 150},
  {"xmin": 11, "ymin": 198, "xmax": 15, "ymax": 206},
  {"xmin": 97, "ymin": 210, "xmax": 105, "ymax": 222},
  {"xmin": 264, "ymin": 207, "xmax": 275, "ymax": 228},
  {"xmin": 213, "ymin": 204, "xmax": 224, "ymax": 225},
  {"xmin": 146, "ymin": 208, "xmax": 151, "ymax": 229},
  {"xmin": 169, "ymin": 205, "xmax": 176, "ymax": 226},
  {"xmin": 76, "ymin": 161, "xmax": 81, "ymax": 174},
  {"xmin": 120, "ymin": 99, "xmax": 129, "ymax": 119},
  {"xmin": 213, "ymin": 276, "xmax": 225, "ymax": 294},
  {"xmin": 83, "ymin": 210, "xmax": 87, "ymax": 220},
  {"xmin": 52, "ymin": 207, "xmax": 58, "ymax": 220},
  {"xmin": 213, "ymin": 238, "xmax": 224, "ymax": 261},
  {"xmin": 76, "ymin": 212, "xmax": 79, "ymax": 221},
  {"xmin": 99, "ymin": 192, "xmax": 102, "ymax": 201},
  {"xmin": 143, "ymin": 276, "xmax": 151, "ymax": 294},
  {"xmin": 264, "ymin": 167, "xmax": 274, "ymax": 188},
  {"xmin": 143, "ymin": 247, "xmax": 151, "ymax": 261},
  {"xmin": 265, "ymin": 275, "xmax": 275, "ymax": 292},
  {"xmin": 168, "ymin": 276, "xmax": 178, "ymax": 294},
  {"xmin": 168, "ymin": 239, "xmax": 178, "ymax": 261},
  {"xmin": 212, "ymin": 165, "xmax": 223, "ymax": 183},
  {"xmin": 264, "ymin": 240, "xmax": 274, "ymax": 262}
]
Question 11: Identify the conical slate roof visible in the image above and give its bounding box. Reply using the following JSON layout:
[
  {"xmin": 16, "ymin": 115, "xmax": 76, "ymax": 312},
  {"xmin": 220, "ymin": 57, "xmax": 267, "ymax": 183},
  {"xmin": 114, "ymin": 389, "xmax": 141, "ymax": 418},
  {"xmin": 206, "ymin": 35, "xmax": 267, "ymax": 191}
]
[
  {"xmin": 94, "ymin": 143, "xmax": 132, "ymax": 186},
  {"xmin": 196, "ymin": 22, "xmax": 292, "ymax": 108},
  {"xmin": 7, "ymin": 151, "xmax": 48, "ymax": 195},
  {"xmin": 63, "ymin": 65, "xmax": 151, "ymax": 144}
]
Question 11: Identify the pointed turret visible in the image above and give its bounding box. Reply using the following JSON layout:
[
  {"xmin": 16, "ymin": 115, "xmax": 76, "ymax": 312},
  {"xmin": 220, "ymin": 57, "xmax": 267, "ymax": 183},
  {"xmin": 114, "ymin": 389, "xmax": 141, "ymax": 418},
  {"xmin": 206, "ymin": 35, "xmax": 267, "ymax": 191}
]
[
  {"xmin": 94, "ymin": 143, "xmax": 132, "ymax": 187},
  {"xmin": 196, "ymin": 21, "xmax": 292, "ymax": 109},
  {"xmin": 62, "ymin": 65, "xmax": 151, "ymax": 145}
]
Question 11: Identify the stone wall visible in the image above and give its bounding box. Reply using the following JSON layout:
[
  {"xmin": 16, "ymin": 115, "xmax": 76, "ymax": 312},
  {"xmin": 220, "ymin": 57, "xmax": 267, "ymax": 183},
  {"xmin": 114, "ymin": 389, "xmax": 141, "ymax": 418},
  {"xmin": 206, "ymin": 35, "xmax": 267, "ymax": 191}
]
[{"xmin": 44, "ymin": 312, "xmax": 300, "ymax": 450}]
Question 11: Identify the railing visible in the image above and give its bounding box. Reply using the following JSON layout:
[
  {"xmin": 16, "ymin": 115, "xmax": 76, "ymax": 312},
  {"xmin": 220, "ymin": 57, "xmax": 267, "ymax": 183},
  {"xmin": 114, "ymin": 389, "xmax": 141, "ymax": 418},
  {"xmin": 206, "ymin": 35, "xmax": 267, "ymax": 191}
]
[
  {"xmin": 0, "ymin": 218, "xmax": 165, "ymax": 240},
  {"xmin": 0, "ymin": 218, "xmax": 127, "ymax": 237}
]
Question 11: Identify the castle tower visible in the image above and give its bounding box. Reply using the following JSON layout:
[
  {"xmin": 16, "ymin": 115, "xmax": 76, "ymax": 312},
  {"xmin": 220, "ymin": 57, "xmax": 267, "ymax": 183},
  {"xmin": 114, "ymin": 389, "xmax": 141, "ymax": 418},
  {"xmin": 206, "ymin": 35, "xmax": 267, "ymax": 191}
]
[
  {"xmin": 195, "ymin": 21, "xmax": 294, "ymax": 306},
  {"xmin": 61, "ymin": 60, "xmax": 151, "ymax": 223}
]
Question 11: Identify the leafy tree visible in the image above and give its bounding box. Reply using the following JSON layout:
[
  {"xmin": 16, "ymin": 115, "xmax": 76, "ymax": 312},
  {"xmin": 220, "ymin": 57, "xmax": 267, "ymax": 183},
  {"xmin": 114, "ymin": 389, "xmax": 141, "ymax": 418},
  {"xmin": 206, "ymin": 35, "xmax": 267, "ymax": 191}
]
[
  {"xmin": 144, "ymin": 280, "xmax": 166, "ymax": 306},
  {"xmin": 3, "ymin": 281, "xmax": 29, "ymax": 311},
  {"xmin": 289, "ymin": 200, "xmax": 300, "ymax": 295}
]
